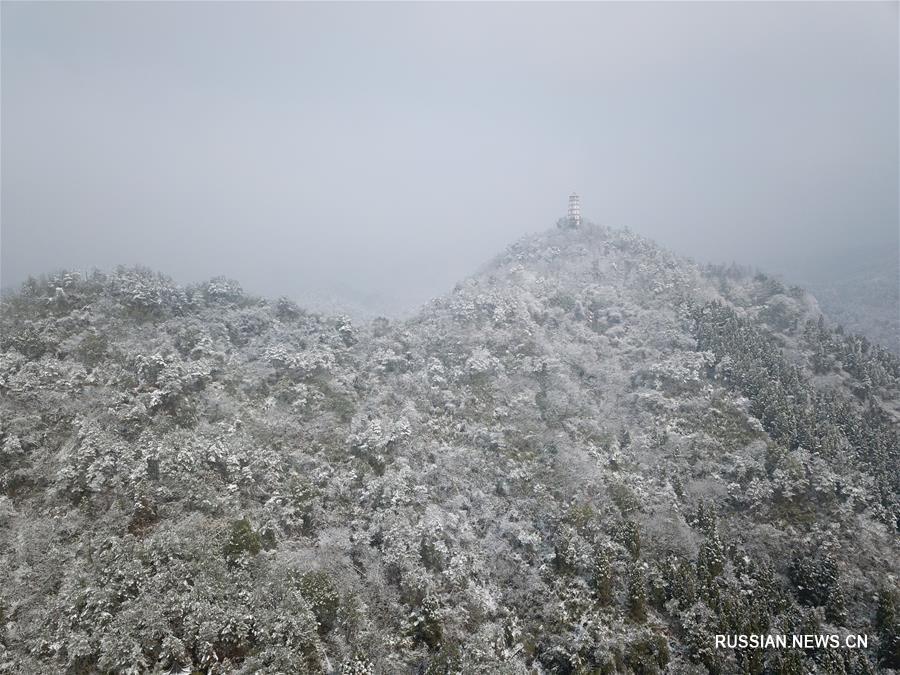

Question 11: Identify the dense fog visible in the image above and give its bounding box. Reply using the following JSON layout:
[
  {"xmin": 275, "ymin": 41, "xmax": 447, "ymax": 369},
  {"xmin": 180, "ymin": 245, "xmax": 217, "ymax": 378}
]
[{"xmin": 2, "ymin": 2, "xmax": 897, "ymax": 322}]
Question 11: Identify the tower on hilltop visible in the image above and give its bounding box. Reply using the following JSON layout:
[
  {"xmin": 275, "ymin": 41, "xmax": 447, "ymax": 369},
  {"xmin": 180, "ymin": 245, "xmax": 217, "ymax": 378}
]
[{"xmin": 567, "ymin": 192, "xmax": 582, "ymax": 227}]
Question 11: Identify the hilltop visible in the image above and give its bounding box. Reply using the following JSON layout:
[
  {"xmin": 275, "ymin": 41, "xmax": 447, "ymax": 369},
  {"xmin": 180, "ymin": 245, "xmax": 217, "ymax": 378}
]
[{"xmin": 1, "ymin": 224, "xmax": 898, "ymax": 674}]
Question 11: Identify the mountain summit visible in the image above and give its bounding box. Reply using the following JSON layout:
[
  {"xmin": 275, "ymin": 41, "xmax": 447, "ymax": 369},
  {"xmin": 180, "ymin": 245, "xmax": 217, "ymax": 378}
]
[{"xmin": 1, "ymin": 224, "xmax": 898, "ymax": 673}]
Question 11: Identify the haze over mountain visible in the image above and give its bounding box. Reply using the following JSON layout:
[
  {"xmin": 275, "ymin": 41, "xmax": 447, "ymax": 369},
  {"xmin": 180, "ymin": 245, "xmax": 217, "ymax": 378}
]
[
  {"xmin": 2, "ymin": 2, "xmax": 897, "ymax": 347},
  {"xmin": 1, "ymin": 222, "xmax": 898, "ymax": 673},
  {"xmin": 797, "ymin": 250, "xmax": 900, "ymax": 356}
]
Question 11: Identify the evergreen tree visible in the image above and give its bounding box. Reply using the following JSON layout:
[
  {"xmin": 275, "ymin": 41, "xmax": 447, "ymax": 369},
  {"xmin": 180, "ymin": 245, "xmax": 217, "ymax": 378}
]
[
  {"xmin": 876, "ymin": 588, "xmax": 900, "ymax": 669},
  {"xmin": 627, "ymin": 562, "xmax": 648, "ymax": 623},
  {"xmin": 593, "ymin": 547, "xmax": 614, "ymax": 606}
]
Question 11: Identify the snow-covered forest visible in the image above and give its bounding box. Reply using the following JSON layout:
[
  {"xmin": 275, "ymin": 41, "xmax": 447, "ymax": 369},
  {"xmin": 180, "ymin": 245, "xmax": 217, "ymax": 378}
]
[{"xmin": 1, "ymin": 224, "xmax": 898, "ymax": 674}]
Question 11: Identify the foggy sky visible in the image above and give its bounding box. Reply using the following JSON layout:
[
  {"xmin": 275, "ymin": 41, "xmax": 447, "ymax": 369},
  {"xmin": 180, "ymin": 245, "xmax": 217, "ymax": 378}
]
[{"xmin": 2, "ymin": 2, "xmax": 897, "ymax": 315}]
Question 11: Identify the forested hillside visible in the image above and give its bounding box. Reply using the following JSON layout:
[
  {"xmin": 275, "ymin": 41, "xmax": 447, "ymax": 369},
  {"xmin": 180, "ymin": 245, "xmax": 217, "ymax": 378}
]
[
  {"xmin": 1, "ymin": 224, "xmax": 898, "ymax": 674},
  {"xmin": 800, "ymin": 253, "xmax": 900, "ymax": 357}
]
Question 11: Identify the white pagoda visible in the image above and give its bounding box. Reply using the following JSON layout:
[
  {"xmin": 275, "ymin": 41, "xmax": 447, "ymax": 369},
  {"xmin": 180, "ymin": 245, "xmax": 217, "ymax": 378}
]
[{"xmin": 567, "ymin": 192, "xmax": 582, "ymax": 227}]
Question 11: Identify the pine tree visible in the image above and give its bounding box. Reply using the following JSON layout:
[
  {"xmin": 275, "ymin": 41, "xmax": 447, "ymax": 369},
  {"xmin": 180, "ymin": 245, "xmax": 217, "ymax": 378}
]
[
  {"xmin": 594, "ymin": 547, "xmax": 614, "ymax": 606},
  {"xmin": 615, "ymin": 519, "xmax": 641, "ymax": 560},
  {"xmin": 876, "ymin": 588, "xmax": 900, "ymax": 669},
  {"xmin": 694, "ymin": 499, "xmax": 718, "ymax": 536},
  {"xmin": 627, "ymin": 562, "xmax": 648, "ymax": 623}
]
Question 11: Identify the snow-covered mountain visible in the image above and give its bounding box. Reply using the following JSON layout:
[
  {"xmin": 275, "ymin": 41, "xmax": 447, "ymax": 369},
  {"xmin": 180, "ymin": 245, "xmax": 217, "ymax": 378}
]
[
  {"xmin": 1, "ymin": 224, "xmax": 898, "ymax": 673},
  {"xmin": 799, "ymin": 251, "xmax": 900, "ymax": 357}
]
